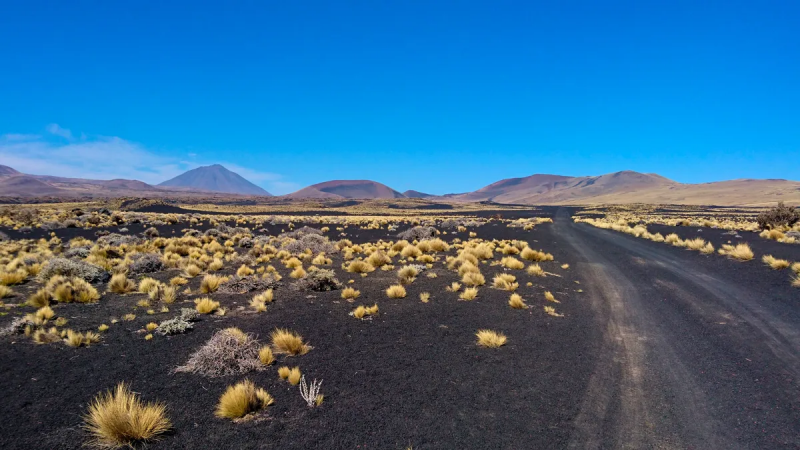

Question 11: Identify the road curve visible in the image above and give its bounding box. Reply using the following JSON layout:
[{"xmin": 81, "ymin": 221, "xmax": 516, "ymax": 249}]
[{"xmin": 554, "ymin": 208, "xmax": 800, "ymax": 449}]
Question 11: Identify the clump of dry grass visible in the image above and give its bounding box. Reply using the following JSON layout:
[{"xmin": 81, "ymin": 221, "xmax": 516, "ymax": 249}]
[
  {"xmin": 420, "ymin": 292, "xmax": 430, "ymax": 303},
  {"xmin": 459, "ymin": 287, "xmax": 478, "ymax": 300},
  {"xmin": 341, "ymin": 287, "xmax": 360, "ymax": 301},
  {"xmin": 527, "ymin": 264, "xmax": 545, "ymax": 277},
  {"xmin": 200, "ymin": 274, "xmax": 224, "ymax": 293},
  {"xmin": 508, "ymin": 293, "xmax": 527, "ymax": 309},
  {"xmin": 182, "ymin": 263, "xmax": 203, "ymax": 278},
  {"xmin": 386, "ymin": 284, "xmax": 407, "ymax": 299},
  {"xmin": 476, "ymin": 329, "xmax": 507, "ymax": 348},
  {"xmin": 492, "ymin": 273, "xmax": 518, "ymax": 291},
  {"xmin": 719, "ymin": 243, "xmax": 754, "ymax": 261},
  {"xmin": 195, "ymin": 297, "xmax": 220, "ymax": 314},
  {"xmin": 290, "ymin": 266, "xmax": 307, "ymax": 279},
  {"xmin": 346, "ymin": 260, "xmax": 374, "ymax": 274},
  {"xmin": 288, "ymin": 366, "xmax": 302, "ymax": 385},
  {"xmin": 108, "ymin": 273, "xmax": 135, "ymax": 294},
  {"xmin": 0, "ymin": 285, "xmax": 13, "ymax": 298},
  {"xmin": 0, "ymin": 270, "xmax": 26, "ymax": 286},
  {"xmin": 501, "ymin": 257, "xmax": 525, "ymax": 270},
  {"xmin": 544, "ymin": 291, "xmax": 559, "ymax": 303},
  {"xmin": 48, "ymin": 277, "xmax": 100, "ymax": 304},
  {"xmin": 446, "ymin": 282, "xmax": 461, "ymax": 292},
  {"xmin": 237, "ymin": 265, "xmax": 255, "ymax": 277},
  {"xmin": 83, "ymin": 383, "xmax": 171, "ymax": 448},
  {"xmin": 258, "ymin": 346, "xmax": 274, "ymax": 365},
  {"xmin": 215, "ymin": 379, "xmax": 274, "ymax": 420},
  {"xmin": 520, "ymin": 247, "xmax": 553, "ymax": 262},
  {"xmin": 176, "ymin": 328, "xmax": 263, "ymax": 377},
  {"xmin": 762, "ymin": 255, "xmax": 790, "ymax": 270},
  {"xmin": 793, "ymin": 262, "xmax": 800, "ymax": 275},
  {"xmin": 461, "ymin": 271, "xmax": 485, "ymax": 287},
  {"xmin": 138, "ymin": 277, "xmax": 160, "ymax": 294},
  {"xmin": 270, "ymin": 328, "xmax": 310, "ymax": 356},
  {"xmin": 544, "ymin": 305, "xmax": 564, "ymax": 317},
  {"xmin": 397, "ymin": 265, "xmax": 419, "ymax": 283}
]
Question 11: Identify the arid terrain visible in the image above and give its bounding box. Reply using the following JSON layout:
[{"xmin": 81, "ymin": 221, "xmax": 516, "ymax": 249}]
[{"xmin": 0, "ymin": 199, "xmax": 798, "ymax": 449}]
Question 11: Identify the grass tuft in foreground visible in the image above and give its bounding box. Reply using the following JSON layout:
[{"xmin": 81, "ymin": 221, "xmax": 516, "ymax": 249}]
[{"xmin": 83, "ymin": 382, "xmax": 171, "ymax": 448}]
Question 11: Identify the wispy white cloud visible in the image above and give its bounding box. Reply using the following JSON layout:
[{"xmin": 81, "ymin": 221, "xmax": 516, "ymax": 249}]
[
  {"xmin": 0, "ymin": 124, "xmax": 296, "ymax": 194},
  {"xmin": 45, "ymin": 123, "xmax": 74, "ymax": 140}
]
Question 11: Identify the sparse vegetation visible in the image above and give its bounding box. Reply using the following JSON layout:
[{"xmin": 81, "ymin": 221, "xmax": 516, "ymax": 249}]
[
  {"xmin": 476, "ymin": 329, "xmax": 507, "ymax": 348},
  {"xmin": 83, "ymin": 383, "xmax": 171, "ymax": 448}
]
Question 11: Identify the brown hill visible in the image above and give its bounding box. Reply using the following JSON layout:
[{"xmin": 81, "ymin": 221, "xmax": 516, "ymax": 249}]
[
  {"xmin": 403, "ymin": 190, "xmax": 434, "ymax": 199},
  {"xmin": 285, "ymin": 180, "xmax": 405, "ymax": 199},
  {"xmin": 447, "ymin": 171, "xmax": 800, "ymax": 206},
  {"xmin": 0, "ymin": 165, "xmax": 20, "ymax": 176}
]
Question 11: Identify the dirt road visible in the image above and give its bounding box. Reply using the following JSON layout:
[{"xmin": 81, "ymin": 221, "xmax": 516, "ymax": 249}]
[{"xmin": 556, "ymin": 208, "xmax": 800, "ymax": 448}]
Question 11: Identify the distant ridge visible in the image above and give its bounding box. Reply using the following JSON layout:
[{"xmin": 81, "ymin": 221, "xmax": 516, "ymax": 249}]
[
  {"xmin": 158, "ymin": 164, "xmax": 271, "ymax": 196},
  {"xmin": 403, "ymin": 189, "xmax": 434, "ymax": 198},
  {"xmin": 285, "ymin": 180, "xmax": 404, "ymax": 199}
]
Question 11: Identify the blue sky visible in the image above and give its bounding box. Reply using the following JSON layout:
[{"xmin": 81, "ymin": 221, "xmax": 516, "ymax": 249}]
[{"xmin": 1, "ymin": 1, "xmax": 798, "ymax": 195}]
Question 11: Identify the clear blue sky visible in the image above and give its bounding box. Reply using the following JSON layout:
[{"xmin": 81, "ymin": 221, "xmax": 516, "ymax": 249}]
[{"xmin": 1, "ymin": 1, "xmax": 798, "ymax": 194}]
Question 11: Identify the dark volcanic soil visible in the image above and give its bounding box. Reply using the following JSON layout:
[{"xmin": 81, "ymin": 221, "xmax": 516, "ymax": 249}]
[
  {"xmin": 2, "ymin": 208, "xmax": 800, "ymax": 449},
  {"xmin": 0, "ymin": 216, "xmax": 589, "ymax": 449}
]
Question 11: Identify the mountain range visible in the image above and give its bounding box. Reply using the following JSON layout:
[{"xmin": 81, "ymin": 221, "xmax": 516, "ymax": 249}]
[{"xmin": 0, "ymin": 164, "xmax": 798, "ymax": 206}]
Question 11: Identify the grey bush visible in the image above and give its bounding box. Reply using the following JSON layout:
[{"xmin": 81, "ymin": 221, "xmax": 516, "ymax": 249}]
[
  {"xmin": 38, "ymin": 257, "xmax": 109, "ymax": 283},
  {"xmin": 397, "ymin": 226, "xmax": 438, "ymax": 241},
  {"xmin": 218, "ymin": 275, "xmax": 280, "ymax": 294},
  {"xmin": 64, "ymin": 247, "xmax": 91, "ymax": 259},
  {"xmin": 174, "ymin": 328, "xmax": 263, "ymax": 377},
  {"xmin": 97, "ymin": 233, "xmax": 140, "ymax": 247},
  {"xmin": 143, "ymin": 227, "xmax": 160, "ymax": 238},
  {"xmin": 156, "ymin": 318, "xmax": 194, "ymax": 336},
  {"xmin": 128, "ymin": 253, "xmax": 165, "ymax": 275},
  {"xmin": 283, "ymin": 233, "xmax": 335, "ymax": 255},
  {"xmin": 294, "ymin": 268, "xmax": 341, "ymax": 292},
  {"xmin": 0, "ymin": 231, "xmax": 8, "ymax": 241}
]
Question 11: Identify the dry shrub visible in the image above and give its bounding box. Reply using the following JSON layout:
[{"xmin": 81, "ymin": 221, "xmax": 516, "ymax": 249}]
[
  {"xmin": 461, "ymin": 271, "xmax": 485, "ymax": 287},
  {"xmin": 501, "ymin": 257, "xmax": 525, "ymax": 270},
  {"xmin": 719, "ymin": 243, "xmax": 754, "ymax": 261},
  {"xmin": 756, "ymin": 202, "xmax": 800, "ymax": 230},
  {"xmin": 476, "ymin": 329, "xmax": 507, "ymax": 348},
  {"xmin": 520, "ymin": 247, "xmax": 553, "ymax": 262},
  {"xmin": 108, "ymin": 274, "xmax": 135, "ymax": 294},
  {"xmin": 509, "ymin": 293, "xmax": 526, "ymax": 309},
  {"xmin": 270, "ymin": 328, "xmax": 310, "ymax": 356},
  {"xmin": 386, "ymin": 284, "xmax": 407, "ymax": 299},
  {"xmin": 0, "ymin": 270, "xmax": 26, "ymax": 286},
  {"xmin": 288, "ymin": 367, "xmax": 302, "ymax": 385},
  {"xmin": 762, "ymin": 255, "xmax": 790, "ymax": 270},
  {"xmin": 215, "ymin": 380, "xmax": 274, "ymax": 420},
  {"xmin": 341, "ymin": 287, "xmax": 360, "ymax": 301},
  {"xmin": 83, "ymin": 383, "xmax": 171, "ymax": 449},
  {"xmin": 258, "ymin": 346, "xmax": 274, "ymax": 365},
  {"xmin": 397, "ymin": 265, "xmax": 419, "ymax": 282},
  {"xmin": 346, "ymin": 260, "xmax": 374, "ymax": 274},
  {"xmin": 200, "ymin": 274, "xmax": 224, "ymax": 293},
  {"xmin": 175, "ymin": 328, "xmax": 263, "ymax": 377},
  {"xmin": 194, "ymin": 297, "xmax": 220, "ymax": 314},
  {"xmin": 0, "ymin": 285, "xmax": 14, "ymax": 298},
  {"xmin": 459, "ymin": 287, "xmax": 478, "ymax": 300},
  {"xmin": 367, "ymin": 251, "xmax": 392, "ymax": 268},
  {"xmin": 544, "ymin": 291, "xmax": 559, "ymax": 303},
  {"xmin": 293, "ymin": 268, "xmax": 341, "ymax": 291}
]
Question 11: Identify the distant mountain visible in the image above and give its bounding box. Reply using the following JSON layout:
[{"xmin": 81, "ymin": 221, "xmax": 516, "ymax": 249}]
[
  {"xmin": 403, "ymin": 190, "xmax": 434, "ymax": 198},
  {"xmin": 0, "ymin": 165, "xmax": 265, "ymax": 198},
  {"xmin": 0, "ymin": 165, "xmax": 20, "ymax": 176},
  {"xmin": 285, "ymin": 180, "xmax": 405, "ymax": 199},
  {"xmin": 445, "ymin": 170, "xmax": 800, "ymax": 206},
  {"xmin": 158, "ymin": 165, "xmax": 271, "ymax": 196}
]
